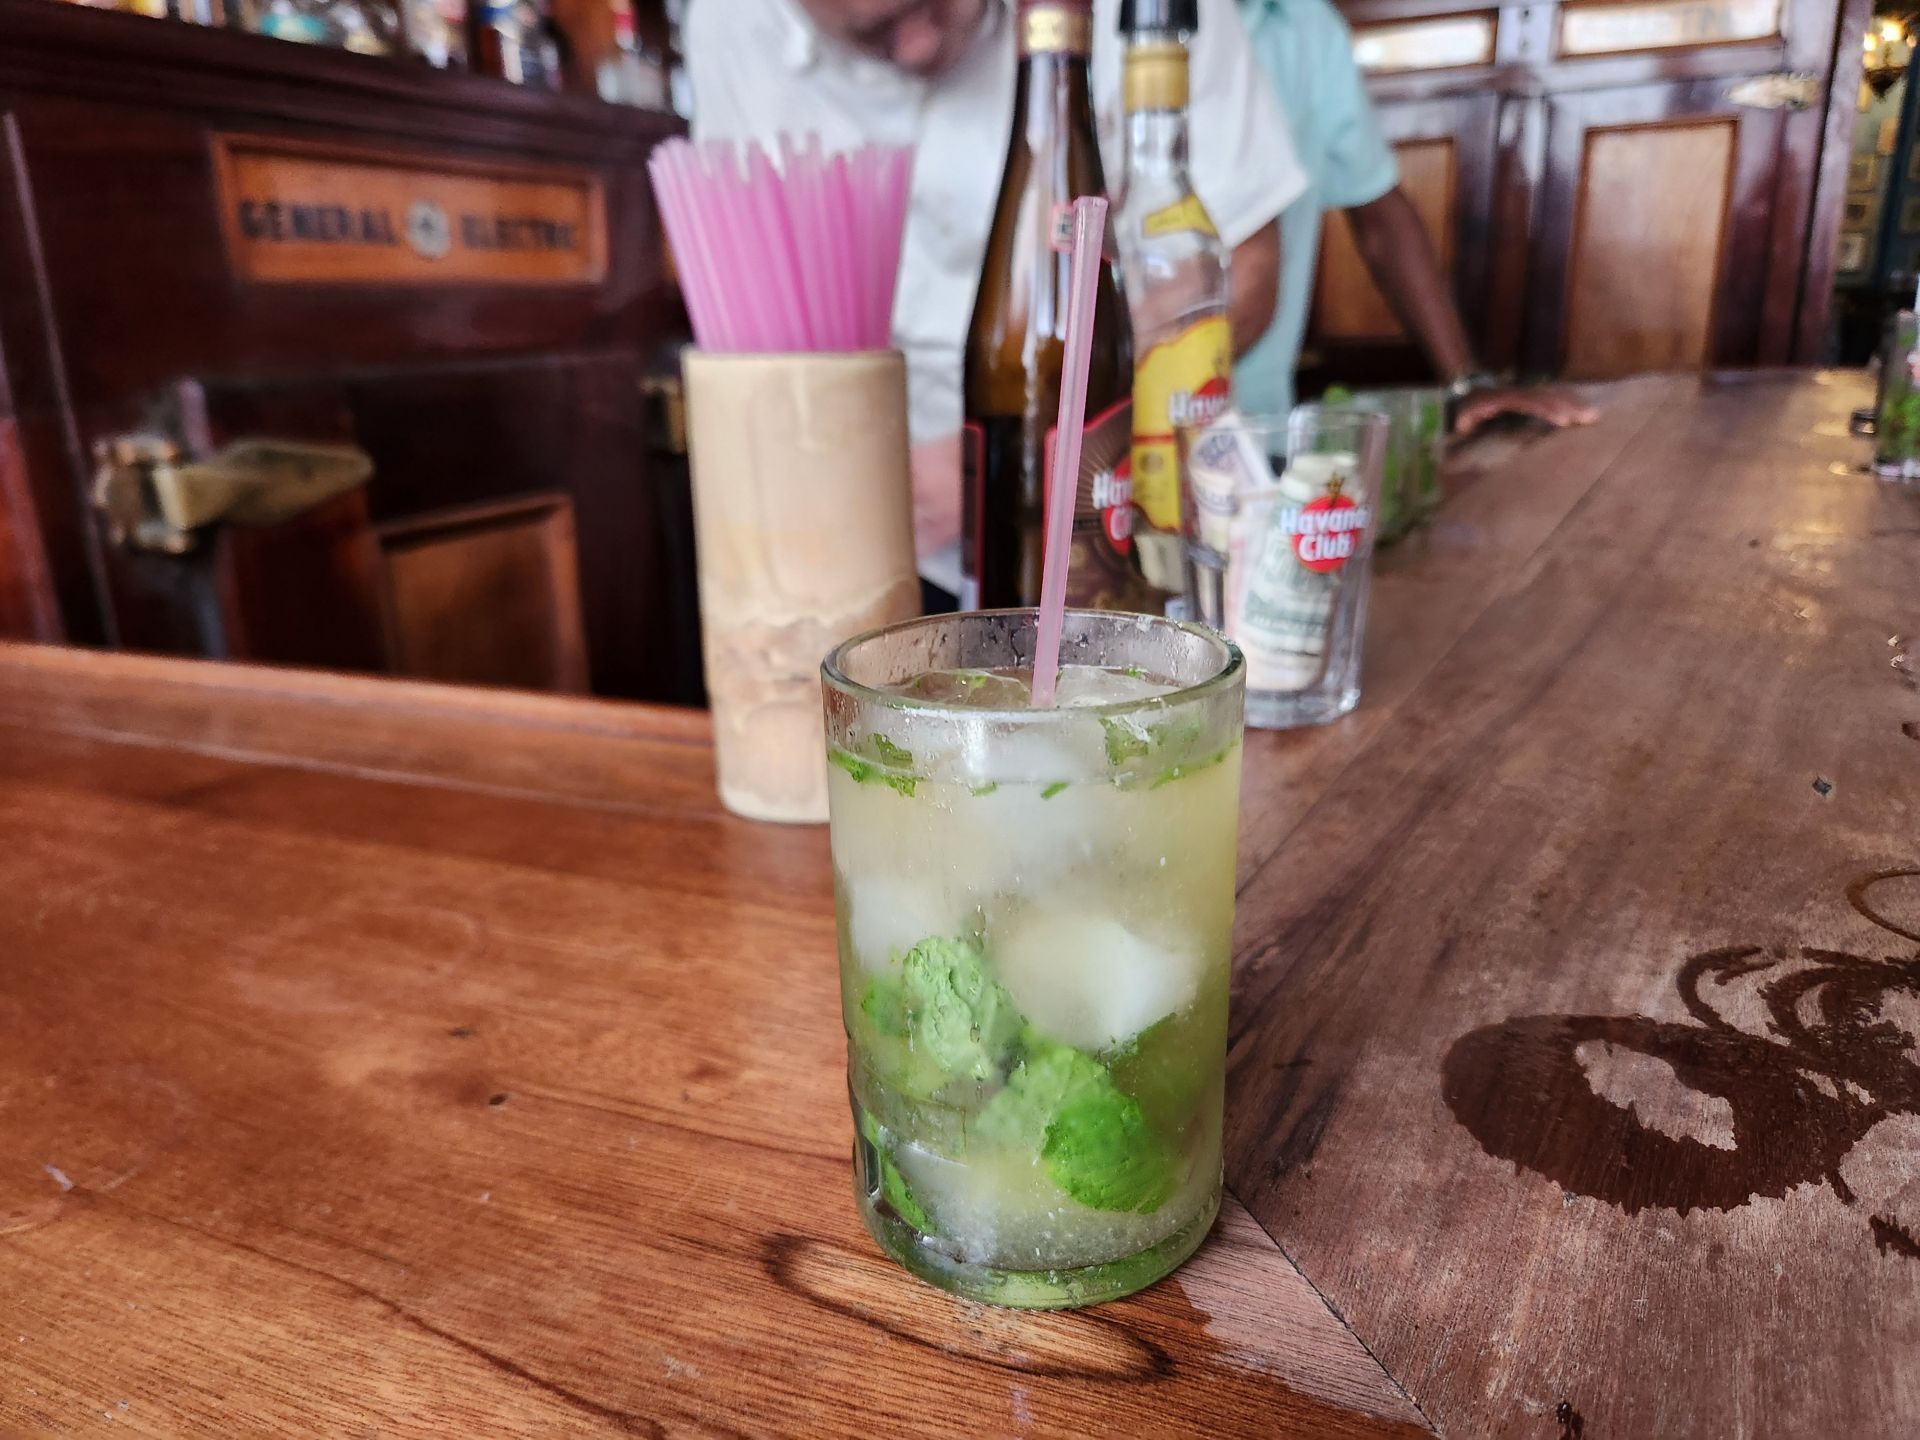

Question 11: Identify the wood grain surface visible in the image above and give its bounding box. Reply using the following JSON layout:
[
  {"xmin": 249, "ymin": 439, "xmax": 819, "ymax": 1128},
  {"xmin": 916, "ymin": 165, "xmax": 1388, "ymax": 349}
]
[
  {"xmin": 1, "ymin": 371, "xmax": 1910, "ymax": 1437},
  {"xmin": 1228, "ymin": 370, "xmax": 1920, "ymax": 1437},
  {"xmin": 0, "ymin": 661, "xmax": 1421, "ymax": 1434}
]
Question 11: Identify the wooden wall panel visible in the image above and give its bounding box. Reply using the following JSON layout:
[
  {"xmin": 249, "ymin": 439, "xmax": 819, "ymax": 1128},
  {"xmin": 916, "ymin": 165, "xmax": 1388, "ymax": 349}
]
[
  {"xmin": 0, "ymin": 414, "xmax": 57, "ymax": 639},
  {"xmin": 1314, "ymin": 138, "xmax": 1458, "ymax": 341},
  {"xmin": 375, "ymin": 494, "xmax": 589, "ymax": 693},
  {"xmin": 1563, "ymin": 119, "xmax": 1735, "ymax": 377}
]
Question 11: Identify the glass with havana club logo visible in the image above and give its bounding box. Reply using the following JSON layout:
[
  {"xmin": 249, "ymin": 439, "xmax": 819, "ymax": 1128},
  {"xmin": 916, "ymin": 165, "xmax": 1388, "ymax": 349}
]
[{"xmin": 1179, "ymin": 405, "xmax": 1387, "ymax": 728}]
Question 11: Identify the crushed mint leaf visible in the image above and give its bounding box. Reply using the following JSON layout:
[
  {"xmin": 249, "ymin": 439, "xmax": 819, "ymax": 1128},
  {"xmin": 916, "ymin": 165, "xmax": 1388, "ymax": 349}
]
[
  {"xmin": 970, "ymin": 781, "xmax": 999, "ymax": 797},
  {"xmin": 977, "ymin": 1031, "xmax": 1182, "ymax": 1215},
  {"xmin": 1041, "ymin": 781, "xmax": 1070, "ymax": 799},
  {"xmin": 859, "ymin": 1108, "xmax": 932, "ymax": 1232},
  {"xmin": 873, "ymin": 735, "xmax": 914, "ymax": 768},
  {"xmin": 902, "ymin": 936, "xmax": 1021, "ymax": 1084},
  {"xmin": 1044, "ymin": 1085, "xmax": 1179, "ymax": 1213},
  {"xmin": 1149, "ymin": 745, "xmax": 1230, "ymax": 790},
  {"xmin": 828, "ymin": 745, "xmax": 916, "ymax": 798},
  {"xmin": 859, "ymin": 975, "xmax": 907, "ymax": 1038},
  {"xmin": 1101, "ymin": 716, "xmax": 1150, "ymax": 766}
]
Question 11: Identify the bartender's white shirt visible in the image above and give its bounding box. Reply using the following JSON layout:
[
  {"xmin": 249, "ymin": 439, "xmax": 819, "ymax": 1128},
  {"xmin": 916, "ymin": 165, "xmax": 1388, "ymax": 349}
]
[{"xmin": 684, "ymin": 0, "xmax": 1306, "ymax": 452}]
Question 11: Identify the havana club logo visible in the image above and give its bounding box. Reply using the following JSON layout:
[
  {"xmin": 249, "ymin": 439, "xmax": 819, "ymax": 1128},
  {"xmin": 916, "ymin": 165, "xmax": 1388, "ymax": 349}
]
[{"xmin": 1277, "ymin": 473, "xmax": 1369, "ymax": 573}]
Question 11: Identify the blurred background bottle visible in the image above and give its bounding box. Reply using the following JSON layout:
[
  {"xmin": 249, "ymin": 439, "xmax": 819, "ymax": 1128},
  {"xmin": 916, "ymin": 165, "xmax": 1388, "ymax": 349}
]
[
  {"xmin": 401, "ymin": 0, "xmax": 468, "ymax": 66},
  {"xmin": 471, "ymin": 0, "xmax": 562, "ymax": 87},
  {"xmin": 1114, "ymin": 0, "xmax": 1230, "ymax": 613},
  {"xmin": 963, "ymin": 0, "xmax": 1152, "ymax": 612}
]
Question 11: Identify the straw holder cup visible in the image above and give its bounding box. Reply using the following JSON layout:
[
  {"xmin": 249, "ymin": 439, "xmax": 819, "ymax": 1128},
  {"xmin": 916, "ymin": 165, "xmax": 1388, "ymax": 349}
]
[{"xmin": 681, "ymin": 349, "xmax": 921, "ymax": 823}]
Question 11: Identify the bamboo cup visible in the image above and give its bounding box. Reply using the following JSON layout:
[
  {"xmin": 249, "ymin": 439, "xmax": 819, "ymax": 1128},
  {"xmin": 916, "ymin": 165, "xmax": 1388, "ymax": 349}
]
[{"xmin": 681, "ymin": 349, "xmax": 921, "ymax": 823}]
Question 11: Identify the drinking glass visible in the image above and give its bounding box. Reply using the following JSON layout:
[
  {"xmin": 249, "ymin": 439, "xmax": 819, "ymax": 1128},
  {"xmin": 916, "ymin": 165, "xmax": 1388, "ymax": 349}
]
[
  {"xmin": 1180, "ymin": 405, "xmax": 1388, "ymax": 729},
  {"xmin": 820, "ymin": 610, "xmax": 1244, "ymax": 1308}
]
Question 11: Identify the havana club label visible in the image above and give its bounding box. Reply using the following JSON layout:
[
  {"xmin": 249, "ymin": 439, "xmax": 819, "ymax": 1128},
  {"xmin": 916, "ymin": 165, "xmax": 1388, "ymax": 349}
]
[{"xmin": 1131, "ymin": 313, "xmax": 1232, "ymax": 531}]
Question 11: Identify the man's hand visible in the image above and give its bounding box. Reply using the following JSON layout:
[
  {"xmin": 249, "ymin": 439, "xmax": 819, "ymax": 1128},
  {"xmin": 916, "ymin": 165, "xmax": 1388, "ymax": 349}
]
[
  {"xmin": 1453, "ymin": 386, "xmax": 1599, "ymax": 438},
  {"xmin": 911, "ymin": 433, "xmax": 962, "ymax": 559}
]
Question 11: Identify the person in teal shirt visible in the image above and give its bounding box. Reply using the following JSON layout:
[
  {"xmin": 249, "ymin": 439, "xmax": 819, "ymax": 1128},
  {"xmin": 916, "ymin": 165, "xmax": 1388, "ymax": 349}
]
[{"xmin": 1236, "ymin": 0, "xmax": 1595, "ymax": 432}]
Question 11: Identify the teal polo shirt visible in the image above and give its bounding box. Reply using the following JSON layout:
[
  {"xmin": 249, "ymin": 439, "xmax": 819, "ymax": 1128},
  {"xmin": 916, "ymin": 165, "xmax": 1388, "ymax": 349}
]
[{"xmin": 1234, "ymin": 0, "xmax": 1399, "ymax": 418}]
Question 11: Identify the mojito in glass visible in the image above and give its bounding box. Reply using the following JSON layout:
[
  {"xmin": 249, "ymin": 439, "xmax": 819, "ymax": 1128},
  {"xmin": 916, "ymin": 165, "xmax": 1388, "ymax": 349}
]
[{"xmin": 820, "ymin": 610, "xmax": 1244, "ymax": 1308}]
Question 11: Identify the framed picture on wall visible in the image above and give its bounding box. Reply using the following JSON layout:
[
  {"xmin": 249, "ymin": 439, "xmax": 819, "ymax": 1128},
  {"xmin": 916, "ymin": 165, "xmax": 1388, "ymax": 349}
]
[
  {"xmin": 1901, "ymin": 196, "xmax": 1920, "ymax": 233},
  {"xmin": 1838, "ymin": 230, "xmax": 1869, "ymax": 273},
  {"xmin": 1852, "ymin": 154, "xmax": 1880, "ymax": 191},
  {"xmin": 1909, "ymin": 147, "xmax": 1920, "ymax": 184},
  {"xmin": 1845, "ymin": 196, "xmax": 1875, "ymax": 227}
]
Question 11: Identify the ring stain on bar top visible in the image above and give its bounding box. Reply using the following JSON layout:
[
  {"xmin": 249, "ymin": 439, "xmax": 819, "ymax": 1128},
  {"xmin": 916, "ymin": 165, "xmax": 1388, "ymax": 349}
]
[{"xmin": 1442, "ymin": 869, "xmax": 1920, "ymax": 1256}]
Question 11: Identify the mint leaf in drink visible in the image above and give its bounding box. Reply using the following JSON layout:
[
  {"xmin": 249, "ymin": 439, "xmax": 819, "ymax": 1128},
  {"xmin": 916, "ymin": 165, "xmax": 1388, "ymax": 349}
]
[
  {"xmin": 1108, "ymin": 1013, "xmax": 1213, "ymax": 1140},
  {"xmin": 859, "ymin": 1108, "xmax": 932, "ymax": 1232},
  {"xmin": 969, "ymin": 781, "xmax": 999, "ymax": 797},
  {"xmin": 902, "ymin": 936, "xmax": 1021, "ymax": 1084},
  {"xmin": 976, "ymin": 1038, "xmax": 1108, "ymax": 1149},
  {"xmin": 979, "ymin": 1031, "xmax": 1182, "ymax": 1214},
  {"xmin": 828, "ymin": 745, "xmax": 917, "ymax": 798},
  {"xmin": 873, "ymin": 735, "xmax": 914, "ymax": 768},
  {"xmin": 1101, "ymin": 716, "xmax": 1150, "ymax": 766},
  {"xmin": 1043, "ymin": 1085, "xmax": 1180, "ymax": 1214},
  {"xmin": 1122, "ymin": 664, "xmax": 1147, "ymax": 680},
  {"xmin": 859, "ymin": 975, "xmax": 908, "ymax": 1038},
  {"xmin": 854, "ymin": 974, "xmax": 952, "ymax": 1101},
  {"xmin": 1149, "ymin": 744, "xmax": 1230, "ymax": 790},
  {"xmin": 1041, "ymin": 781, "xmax": 1070, "ymax": 799}
]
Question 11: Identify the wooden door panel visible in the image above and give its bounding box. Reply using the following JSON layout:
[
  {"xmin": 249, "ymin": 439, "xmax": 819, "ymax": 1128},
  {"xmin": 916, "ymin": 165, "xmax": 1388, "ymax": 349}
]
[
  {"xmin": 1316, "ymin": 138, "xmax": 1458, "ymax": 341},
  {"xmin": 1531, "ymin": 84, "xmax": 1785, "ymax": 376},
  {"xmin": 375, "ymin": 494, "xmax": 589, "ymax": 693},
  {"xmin": 1563, "ymin": 118, "xmax": 1737, "ymax": 375}
]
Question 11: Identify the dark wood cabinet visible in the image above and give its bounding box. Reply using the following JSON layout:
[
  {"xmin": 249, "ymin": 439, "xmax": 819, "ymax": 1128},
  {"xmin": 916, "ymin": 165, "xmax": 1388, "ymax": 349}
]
[
  {"xmin": 1316, "ymin": 0, "xmax": 1868, "ymax": 382},
  {"xmin": 0, "ymin": 0, "xmax": 702, "ymax": 703}
]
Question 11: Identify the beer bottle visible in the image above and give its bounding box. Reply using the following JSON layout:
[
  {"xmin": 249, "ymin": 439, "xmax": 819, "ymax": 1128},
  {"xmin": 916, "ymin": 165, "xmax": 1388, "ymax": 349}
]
[
  {"xmin": 962, "ymin": 0, "xmax": 1155, "ymax": 612},
  {"xmin": 1115, "ymin": 0, "xmax": 1232, "ymax": 609}
]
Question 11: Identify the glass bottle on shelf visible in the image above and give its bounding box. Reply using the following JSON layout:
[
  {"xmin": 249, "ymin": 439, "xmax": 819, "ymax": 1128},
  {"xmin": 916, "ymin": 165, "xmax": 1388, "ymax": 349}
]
[
  {"xmin": 597, "ymin": 0, "xmax": 667, "ymax": 107},
  {"xmin": 472, "ymin": 0, "xmax": 562, "ymax": 87},
  {"xmin": 403, "ymin": 0, "xmax": 469, "ymax": 65}
]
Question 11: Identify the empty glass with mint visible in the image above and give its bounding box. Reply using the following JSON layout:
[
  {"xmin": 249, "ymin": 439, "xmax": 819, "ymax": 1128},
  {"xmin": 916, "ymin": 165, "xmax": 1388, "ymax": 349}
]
[{"xmin": 820, "ymin": 610, "xmax": 1244, "ymax": 1308}]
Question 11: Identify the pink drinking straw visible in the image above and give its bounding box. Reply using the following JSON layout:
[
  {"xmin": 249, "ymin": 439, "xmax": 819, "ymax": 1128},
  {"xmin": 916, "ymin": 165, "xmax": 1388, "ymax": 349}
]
[{"xmin": 1029, "ymin": 196, "xmax": 1108, "ymax": 711}]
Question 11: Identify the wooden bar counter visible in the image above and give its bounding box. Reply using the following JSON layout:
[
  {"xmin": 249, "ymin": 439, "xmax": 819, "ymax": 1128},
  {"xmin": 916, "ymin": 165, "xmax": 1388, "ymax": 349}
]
[{"xmin": 1, "ymin": 371, "xmax": 1916, "ymax": 1437}]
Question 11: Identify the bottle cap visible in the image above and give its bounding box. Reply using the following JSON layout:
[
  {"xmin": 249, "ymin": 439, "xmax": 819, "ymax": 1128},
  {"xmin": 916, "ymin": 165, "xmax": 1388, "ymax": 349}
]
[{"xmin": 1118, "ymin": 0, "xmax": 1198, "ymax": 33}]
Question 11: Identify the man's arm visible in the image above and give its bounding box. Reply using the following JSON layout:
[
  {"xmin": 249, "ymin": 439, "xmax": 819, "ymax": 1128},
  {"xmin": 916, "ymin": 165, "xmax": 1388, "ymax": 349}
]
[
  {"xmin": 1345, "ymin": 186, "xmax": 1596, "ymax": 434},
  {"xmin": 1343, "ymin": 186, "xmax": 1472, "ymax": 380},
  {"xmin": 1229, "ymin": 220, "xmax": 1281, "ymax": 358}
]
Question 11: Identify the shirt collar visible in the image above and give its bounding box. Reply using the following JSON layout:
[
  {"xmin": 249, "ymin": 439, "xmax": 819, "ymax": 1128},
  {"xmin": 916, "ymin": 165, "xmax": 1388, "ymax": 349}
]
[{"xmin": 773, "ymin": 0, "xmax": 820, "ymax": 72}]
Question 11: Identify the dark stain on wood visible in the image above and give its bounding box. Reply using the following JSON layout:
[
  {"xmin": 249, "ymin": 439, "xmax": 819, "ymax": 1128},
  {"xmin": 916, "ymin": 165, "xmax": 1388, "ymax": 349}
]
[
  {"xmin": 1444, "ymin": 882, "xmax": 1920, "ymax": 1235},
  {"xmin": 1556, "ymin": 1398, "xmax": 1586, "ymax": 1439},
  {"xmin": 1869, "ymin": 1214, "xmax": 1920, "ymax": 1260},
  {"xmin": 759, "ymin": 1233, "xmax": 1173, "ymax": 1383}
]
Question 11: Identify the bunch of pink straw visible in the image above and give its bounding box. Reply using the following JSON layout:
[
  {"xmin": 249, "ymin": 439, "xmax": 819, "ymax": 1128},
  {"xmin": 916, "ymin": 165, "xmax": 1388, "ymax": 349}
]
[{"xmin": 648, "ymin": 136, "xmax": 913, "ymax": 353}]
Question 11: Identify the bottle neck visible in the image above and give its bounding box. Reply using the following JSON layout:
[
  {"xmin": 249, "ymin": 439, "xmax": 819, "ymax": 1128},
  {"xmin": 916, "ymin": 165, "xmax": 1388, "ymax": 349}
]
[
  {"xmin": 1121, "ymin": 37, "xmax": 1192, "ymax": 186},
  {"xmin": 1125, "ymin": 109, "xmax": 1189, "ymax": 181},
  {"xmin": 1017, "ymin": 2, "xmax": 1092, "ymax": 59},
  {"xmin": 1012, "ymin": 9, "xmax": 1096, "ymax": 150}
]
